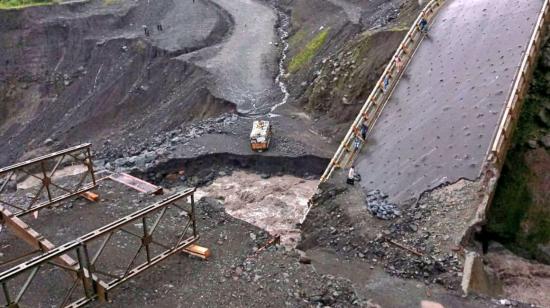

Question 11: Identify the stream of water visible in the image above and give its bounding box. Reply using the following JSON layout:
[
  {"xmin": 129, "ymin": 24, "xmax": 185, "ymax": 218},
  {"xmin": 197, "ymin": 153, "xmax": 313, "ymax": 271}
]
[{"xmin": 269, "ymin": 8, "xmax": 291, "ymax": 116}]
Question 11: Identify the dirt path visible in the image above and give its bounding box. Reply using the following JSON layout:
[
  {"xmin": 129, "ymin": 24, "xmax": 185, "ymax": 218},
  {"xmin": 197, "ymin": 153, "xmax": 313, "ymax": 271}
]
[{"xmin": 189, "ymin": 0, "xmax": 280, "ymax": 114}]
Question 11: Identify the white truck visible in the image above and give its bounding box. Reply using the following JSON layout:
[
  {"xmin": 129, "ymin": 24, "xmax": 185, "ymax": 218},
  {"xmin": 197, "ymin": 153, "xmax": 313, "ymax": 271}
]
[{"xmin": 250, "ymin": 120, "xmax": 272, "ymax": 152}]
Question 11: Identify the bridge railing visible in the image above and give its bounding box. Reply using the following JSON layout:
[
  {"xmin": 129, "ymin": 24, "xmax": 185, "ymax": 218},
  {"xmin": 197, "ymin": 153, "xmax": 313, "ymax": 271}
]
[
  {"xmin": 487, "ymin": 0, "xmax": 550, "ymax": 170},
  {"xmin": 320, "ymin": 0, "xmax": 445, "ymax": 182}
]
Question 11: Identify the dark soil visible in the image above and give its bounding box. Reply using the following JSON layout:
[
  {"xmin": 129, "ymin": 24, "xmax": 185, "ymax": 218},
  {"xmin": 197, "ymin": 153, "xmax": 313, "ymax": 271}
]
[{"xmin": 0, "ymin": 0, "xmax": 235, "ymax": 166}]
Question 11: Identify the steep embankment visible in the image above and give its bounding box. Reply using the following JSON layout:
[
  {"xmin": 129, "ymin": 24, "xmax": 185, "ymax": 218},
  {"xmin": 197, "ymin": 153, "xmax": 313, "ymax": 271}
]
[
  {"xmin": 486, "ymin": 38, "xmax": 550, "ymax": 264},
  {"xmin": 0, "ymin": 0, "xmax": 235, "ymax": 166},
  {"xmin": 281, "ymin": 0, "xmax": 420, "ymax": 141}
]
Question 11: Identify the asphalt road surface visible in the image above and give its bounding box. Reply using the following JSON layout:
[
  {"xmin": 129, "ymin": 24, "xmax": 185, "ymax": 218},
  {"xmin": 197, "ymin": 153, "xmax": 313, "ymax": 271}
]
[{"xmin": 356, "ymin": 0, "xmax": 544, "ymax": 203}]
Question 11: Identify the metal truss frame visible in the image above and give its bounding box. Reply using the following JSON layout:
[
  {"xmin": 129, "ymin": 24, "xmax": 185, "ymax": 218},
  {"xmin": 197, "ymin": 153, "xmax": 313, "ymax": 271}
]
[
  {"xmin": 0, "ymin": 144, "xmax": 97, "ymax": 217},
  {"xmin": 0, "ymin": 188, "xmax": 198, "ymax": 308}
]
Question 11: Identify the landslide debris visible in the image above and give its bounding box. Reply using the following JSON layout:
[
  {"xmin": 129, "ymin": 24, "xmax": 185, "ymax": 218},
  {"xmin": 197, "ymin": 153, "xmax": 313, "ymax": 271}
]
[
  {"xmin": 299, "ymin": 174, "xmax": 483, "ymax": 291},
  {"xmin": 282, "ymin": 0, "xmax": 421, "ymax": 135}
]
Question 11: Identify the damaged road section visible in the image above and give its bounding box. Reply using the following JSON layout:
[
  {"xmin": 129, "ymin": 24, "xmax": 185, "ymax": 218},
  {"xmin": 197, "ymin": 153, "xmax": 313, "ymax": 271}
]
[
  {"xmin": 297, "ymin": 172, "xmax": 494, "ymax": 307},
  {"xmin": 355, "ymin": 0, "xmax": 545, "ymax": 204}
]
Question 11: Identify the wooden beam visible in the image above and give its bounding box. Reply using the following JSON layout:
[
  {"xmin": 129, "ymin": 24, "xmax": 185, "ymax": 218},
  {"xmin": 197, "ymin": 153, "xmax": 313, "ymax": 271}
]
[
  {"xmin": 0, "ymin": 206, "xmax": 76, "ymax": 267},
  {"xmin": 182, "ymin": 244, "xmax": 211, "ymax": 260}
]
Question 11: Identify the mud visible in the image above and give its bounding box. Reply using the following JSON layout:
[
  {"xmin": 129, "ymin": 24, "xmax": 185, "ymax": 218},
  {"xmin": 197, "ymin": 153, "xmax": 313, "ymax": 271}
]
[
  {"xmin": 140, "ymin": 153, "xmax": 329, "ymax": 182},
  {"xmin": 196, "ymin": 171, "xmax": 317, "ymax": 246},
  {"xmin": 484, "ymin": 242, "xmax": 550, "ymax": 307}
]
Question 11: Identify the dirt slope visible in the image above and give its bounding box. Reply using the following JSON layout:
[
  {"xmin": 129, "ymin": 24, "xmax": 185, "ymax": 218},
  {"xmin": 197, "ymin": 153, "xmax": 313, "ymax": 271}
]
[{"xmin": 0, "ymin": 0, "xmax": 239, "ymax": 166}]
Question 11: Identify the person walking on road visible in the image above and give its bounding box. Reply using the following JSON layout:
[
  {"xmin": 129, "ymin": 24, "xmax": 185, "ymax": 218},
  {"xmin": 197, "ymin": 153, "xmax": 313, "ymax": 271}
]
[
  {"xmin": 157, "ymin": 24, "xmax": 163, "ymax": 32},
  {"xmin": 347, "ymin": 166, "xmax": 356, "ymax": 185},
  {"xmin": 143, "ymin": 25, "xmax": 150, "ymax": 36},
  {"xmin": 360, "ymin": 118, "xmax": 369, "ymax": 141},
  {"xmin": 419, "ymin": 17, "xmax": 428, "ymax": 33},
  {"xmin": 382, "ymin": 74, "xmax": 390, "ymax": 93}
]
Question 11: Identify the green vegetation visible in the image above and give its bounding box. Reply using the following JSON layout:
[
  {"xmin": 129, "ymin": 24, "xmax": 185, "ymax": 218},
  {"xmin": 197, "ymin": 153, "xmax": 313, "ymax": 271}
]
[
  {"xmin": 0, "ymin": 0, "xmax": 54, "ymax": 9},
  {"xmin": 487, "ymin": 59, "xmax": 550, "ymax": 260},
  {"xmin": 288, "ymin": 29, "xmax": 307, "ymax": 48},
  {"xmin": 288, "ymin": 28, "xmax": 330, "ymax": 73}
]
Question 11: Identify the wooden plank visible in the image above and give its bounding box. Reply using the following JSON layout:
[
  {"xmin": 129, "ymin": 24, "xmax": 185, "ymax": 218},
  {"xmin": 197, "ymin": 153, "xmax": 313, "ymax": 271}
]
[
  {"xmin": 80, "ymin": 191, "xmax": 99, "ymax": 202},
  {"xmin": 0, "ymin": 206, "xmax": 76, "ymax": 267},
  {"xmin": 108, "ymin": 173, "xmax": 163, "ymax": 195},
  {"xmin": 182, "ymin": 244, "xmax": 211, "ymax": 260}
]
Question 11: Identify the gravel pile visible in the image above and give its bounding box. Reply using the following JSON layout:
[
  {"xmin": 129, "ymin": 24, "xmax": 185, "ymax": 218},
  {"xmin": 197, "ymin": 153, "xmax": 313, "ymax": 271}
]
[{"xmin": 365, "ymin": 189, "xmax": 401, "ymax": 220}]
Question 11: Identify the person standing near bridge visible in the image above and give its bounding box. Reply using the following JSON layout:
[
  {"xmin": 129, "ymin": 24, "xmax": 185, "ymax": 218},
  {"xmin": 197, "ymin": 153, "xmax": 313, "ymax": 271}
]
[
  {"xmin": 361, "ymin": 118, "xmax": 369, "ymax": 141},
  {"xmin": 382, "ymin": 74, "xmax": 390, "ymax": 93},
  {"xmin": 347, "ymin": 166, "xmax": 356, "ymax": 185},
  {"xmin": 395, "ymin": 55, "xmax": 404, "ymax": 71}
]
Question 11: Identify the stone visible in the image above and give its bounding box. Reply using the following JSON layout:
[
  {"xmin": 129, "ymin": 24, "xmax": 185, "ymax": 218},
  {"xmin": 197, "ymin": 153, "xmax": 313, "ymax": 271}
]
[
  {"xmin": 538, "ymin": 109, "xmax": 550, "ymax": 127},
  {"xmin": 498, "ymin": 299, "xmax": 511, "ymax": 306},
  {"xmin": 536, "ymin": 243, "xmax": 550, "ymax": 264},
  {"xmin": 299, "ymin": 255, "xmax": 312, "ymax": 264},
  {"xmin": 527, "ymin": 139, "xmax": 538, "ymax": 149},
  {"xmin": 540, "ymin": 134, "xmax": 550, "ymax": 149},
  {"xmin": 44, "ymin": 138, "xmax": 54, "ymax": 146}
]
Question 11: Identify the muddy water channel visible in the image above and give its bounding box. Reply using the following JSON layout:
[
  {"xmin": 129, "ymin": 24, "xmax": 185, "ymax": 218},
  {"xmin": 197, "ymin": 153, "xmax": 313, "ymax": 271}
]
[{"xmin": 196, "ymin": 171, "xmax": 317, "ymax": 246}]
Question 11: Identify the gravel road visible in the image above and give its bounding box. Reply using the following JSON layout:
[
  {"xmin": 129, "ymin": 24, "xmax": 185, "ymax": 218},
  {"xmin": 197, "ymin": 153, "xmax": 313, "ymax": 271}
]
[{"xmin": 189, "ymin": 0, "xmax": 281, "ymax": 114}]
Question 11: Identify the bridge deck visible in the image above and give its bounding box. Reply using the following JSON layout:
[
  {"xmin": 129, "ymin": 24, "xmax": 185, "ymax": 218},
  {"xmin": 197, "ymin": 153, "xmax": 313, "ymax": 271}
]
[{"xmin": 356, "ymin": 0, "xmax": 544, "ymax": 203}]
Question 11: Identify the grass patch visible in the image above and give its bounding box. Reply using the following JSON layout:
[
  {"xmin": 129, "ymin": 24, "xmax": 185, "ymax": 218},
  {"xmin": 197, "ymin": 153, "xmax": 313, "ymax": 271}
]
[
  {"xmin": 486, "ymin": 59, "xmax": 550, "ymax": 259},
  {"xmin": 0, "ymin": 0, "xmax": 54, "ymax": 9},
  {"xmin": 288, "ymin": 28, "xmax": 330, "ymax": 73},
  {"xmin": 288, "ymin": 29, "xmax": 307, "ymax": 48}
]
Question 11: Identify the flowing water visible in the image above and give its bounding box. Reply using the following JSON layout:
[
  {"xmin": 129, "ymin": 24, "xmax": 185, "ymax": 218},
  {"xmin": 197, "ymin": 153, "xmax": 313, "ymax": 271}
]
[
  {"xmin": 269, "ymin": 9, "xmax": 291, "ymax": 116},
  {"xmin": 195, "ymin": 171, "xmax": 317, "ymax": 247}
]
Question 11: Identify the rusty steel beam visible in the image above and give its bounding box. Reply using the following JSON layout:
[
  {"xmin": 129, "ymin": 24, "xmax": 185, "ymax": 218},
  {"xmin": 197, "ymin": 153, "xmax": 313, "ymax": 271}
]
[
  {"xmin": 0, "ymin": 188, "xmax": 198, "ymax": 308},
  {"xmin": 0, "ymin": 144, "xmax": 98, "ymax": 217}
]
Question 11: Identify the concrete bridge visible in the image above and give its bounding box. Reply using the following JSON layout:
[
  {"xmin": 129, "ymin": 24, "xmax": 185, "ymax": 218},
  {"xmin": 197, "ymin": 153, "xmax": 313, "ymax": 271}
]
[
  {"xmin": 315, "ymin": 0, "xmax": 549, "ymax": 296},
  {"xmin": 323, "ymin": 0, "xmax": 548, "ymax": 205}
]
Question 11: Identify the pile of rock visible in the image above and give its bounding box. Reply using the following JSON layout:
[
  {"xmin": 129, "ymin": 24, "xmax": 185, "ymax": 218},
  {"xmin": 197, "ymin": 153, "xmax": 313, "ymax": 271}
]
[{"xmin": 365, "ymin": 190, "xmax": 401, "ymax": 220}]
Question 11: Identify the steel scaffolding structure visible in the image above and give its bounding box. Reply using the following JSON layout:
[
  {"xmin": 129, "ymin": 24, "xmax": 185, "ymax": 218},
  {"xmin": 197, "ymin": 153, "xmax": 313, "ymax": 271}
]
[
  {"xmin": 0, "ymin": 144, "xmax": 97, "ymax": 217},
  {"xmin": 0, "ymin": 189, "xmax": 198, "ymax": 307}
]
